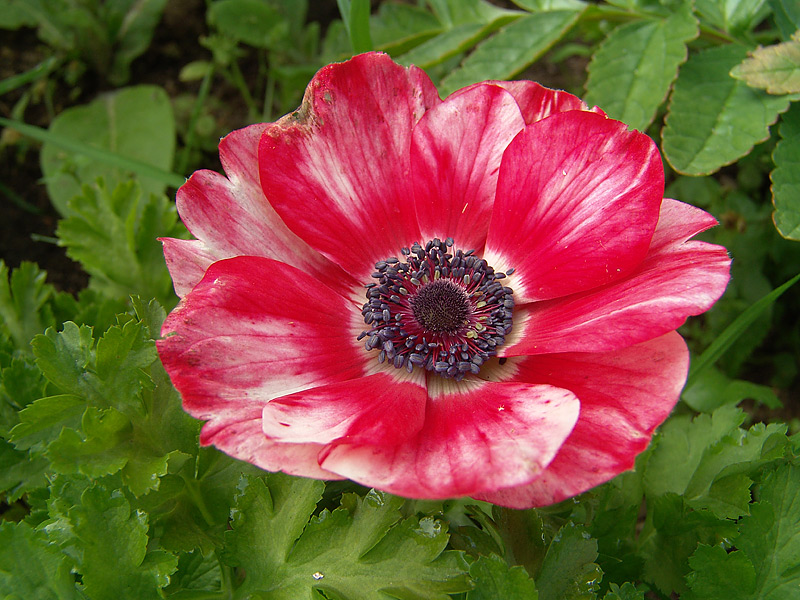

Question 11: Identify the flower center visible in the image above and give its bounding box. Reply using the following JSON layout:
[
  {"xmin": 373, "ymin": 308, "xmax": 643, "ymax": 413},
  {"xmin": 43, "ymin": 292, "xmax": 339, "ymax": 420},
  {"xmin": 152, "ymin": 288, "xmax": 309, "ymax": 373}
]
[{"xmin": 358, "ymin": 237, "xmax": 514, "ymax": 380}]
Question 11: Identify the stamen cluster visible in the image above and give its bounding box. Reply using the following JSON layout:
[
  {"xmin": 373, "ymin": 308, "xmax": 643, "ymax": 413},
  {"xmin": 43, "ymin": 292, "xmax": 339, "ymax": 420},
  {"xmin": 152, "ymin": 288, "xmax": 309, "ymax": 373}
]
[{"xmin": 358, "ymin": 237, "xmax": 514, "ymax": 380}]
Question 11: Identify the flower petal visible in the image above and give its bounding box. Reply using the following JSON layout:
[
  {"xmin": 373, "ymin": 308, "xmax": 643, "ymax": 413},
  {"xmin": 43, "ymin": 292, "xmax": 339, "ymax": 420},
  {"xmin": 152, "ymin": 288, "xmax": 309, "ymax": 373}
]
[
  {"xmin": 504, "ymin": 199, "xmax": 731, "ymax": 355},
  {"xmin": 412, "ymin": 83, "xmax": 526, "ymax": 252},
  {"xmin": 319, "ymin": 379, "xmax": 579, "ymax": 499},
  {"xmin": 161, "ymin": 237, "xmax": 217, "ymax": 297},
  {"xmin": 175, "ymin": 123, "xmax": 356, "ymax": 297},
  {"xmin": 259, "ymin": 52, "xmax": 441, "ymax": 282},
  {"xmin": 262, "ymin": 371, "xmax": 426, "ymax": 447},
  {"xmin": 476, "ymin": 332, "xmax": 688, "ymax": 508},
  {"xmin": 485, "ymin": 110, "xmax": 664, "ymax": 302},
  {"xmin": 199, "ymin": 410, "xmax": 341, "ymax": 479},
  {"xmin": 157, "ymin": 256, "xmax": 367, "ymax": 442},
  {"xmin": 463, "ymin": 80, "xmax": 594, "ymax": 125}
]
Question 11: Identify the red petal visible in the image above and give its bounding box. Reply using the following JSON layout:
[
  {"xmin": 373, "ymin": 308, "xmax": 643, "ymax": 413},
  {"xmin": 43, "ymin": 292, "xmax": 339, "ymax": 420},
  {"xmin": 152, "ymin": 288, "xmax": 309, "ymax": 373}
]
[
  {"xmin": 157, "ymin": 256, "xmax": 367, "ymax": 448},
  {"xmin": 504, "ymin": 199, "xmax": 731, "ymax": 355},
  {"xmin": 476, "ymin": 332, "xmax": 688, "ymax": 507},
  {"xmin": 262, "ymin": 371, "xmax": 426, "ymax": 447},
  {"xmin": 161, "ymin": 237, "xmax": 217, "ymax": 297},
  {"xmin": 319, "ymin": 380, "xmax": 579, "ymax": 499},
  {"xmin": 485, "ymin": 110, "xmax": 664, "ymax": 302},
  {"xmin": 412, "ymin": 83, "xmax": 525, "ymax": 253},
  {"xmin": 199, "ymin": 410, "xmax": 342, "ymax": 479},
  {"xmin": 175, "ymin": 124, "xmax": 356, "ymax": 297},
  {"xmin": 465, "ymin": 80, "xmax": 592, "ymax": 125},
  {"xmin": 259, "ymin": 53, "xmax": 440, "ymax": 282}
]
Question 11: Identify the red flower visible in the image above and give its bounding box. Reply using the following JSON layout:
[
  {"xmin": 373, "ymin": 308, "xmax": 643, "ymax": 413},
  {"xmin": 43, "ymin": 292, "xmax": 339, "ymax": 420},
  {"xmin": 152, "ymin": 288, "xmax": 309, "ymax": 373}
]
[{"xmin": 157, "ymin": 53, "xmax": 730, "ymax": 508}]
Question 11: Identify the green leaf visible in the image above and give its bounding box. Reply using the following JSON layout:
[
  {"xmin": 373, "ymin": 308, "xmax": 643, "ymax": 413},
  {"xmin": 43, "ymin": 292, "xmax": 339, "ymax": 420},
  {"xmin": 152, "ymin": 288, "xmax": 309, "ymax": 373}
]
[
  {"xmin": 39, "ymin": 85, "xmax": 177, "ymax": 216},
  {"xmin": 685, "ymin": 544, "xmax": 757, "ymax": 600},
  {"xmin": 224, "ymin": 474, "xmax": 470, "ymax": 599},
  {"xmin": 46, "ymin": 479, "xmax": 178, "ymax": 599},
  {"xmin": 772, "ymin": 103, "xmax": 800, "ymax": 240},
  {"xmin": 337, "ymin": 0, "xmax": 373, "ymax": 53},
  {"xmin": 662, "ymin": 44, "xmax": 794, "ymax": 175},
  {"xmin": 731, "ymin": 33, "xmax": 800, "ymax": 94},
  {"xmin": 0, "ymin": 521, "xmax": 80, "ymax": 599},
  {"xmin": 536, "ymin": 522, "xmax": 601, "ymax": 600},
  {"xmin": 602, "ymin": 583, "xmax": 645, "ymax": 600},
  {"xmin": 57, "ymin": 179, "xmax": 184, "ymax": 305},
  {"xmin": 107, "ymin": 0, "xmax": 168, "ymax": 85},
  {"xmin": 694, "ymin": 0, "xmax": 770, "ymax": 34},
  {"xmin": 0, "ymin": 261, "xmax": 56, "ymax": 351},
  {"xmin": 467, "ymin": 553, "xmax": 538, "ymax": 600},
  {"xmin": 584, "ymin": 5, "xmax": 698, "ymax": 131},
  {"xmin": 687, "ymin": 271, "xmax": 800, "ymax": 385},
  {"xmin": 398, "ymin": 22, "xmax": 488, "ymax": 68},
  {"xmin": 737, "ymin": 462, "xmax": 800, "ymax": 599},
  {"xmin": 644, "ymin": 405, "xmax": 788, "ymax": 518},
  {"xmin": 683, "ymin": 366, "xmax": 782, "ymax": 412},
  {"xmin": 208, "ymin": 0, "xmax": 282, "ymax": 48},
  {"xmin": 0, "ymin": 440, "xmax": 49, "ymax": 502},
  {"xmin": 10, "ymin": 395, "xmax": 86, "ymax": 453},
  {"xmin": 370, "ymin": 2, "xmax": 441, "ymax": 55},
  {"xmin": 31, "ymin": 322, "xmax": 95, "ymax": 396},
  {"xmin": 769, "ymin": 0, "xmax": 800, "ymax": 40},
  {"xmin": 439, "ymin": 9, "xmax": 583, "ymax": 96}
]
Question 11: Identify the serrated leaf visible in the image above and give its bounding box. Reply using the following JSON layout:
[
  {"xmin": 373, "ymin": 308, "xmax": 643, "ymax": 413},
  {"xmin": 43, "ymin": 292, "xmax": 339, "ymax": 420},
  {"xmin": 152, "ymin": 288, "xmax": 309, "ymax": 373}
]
[
  {"xmin": 224, "ymin": 474, "xmax": 470, "ymax": 599},
  {"xmin": 685, "ymin": 544, "xmax": 757, "ymax": 600},
  {"xmin": 771, "ymin": 103, "xmax": 800, "ymax": 240},
  {"xmin": 439, "ymin": 9, "xmax": 582, "ymax": 96},
  {"xmin": 467, "ymin": 553, "xmax": 538, "ymax": 600},
  {"xmin": 0, "ymin": 261, "xmax": 56, "ymax": 351},
  {"xmin": 603, "ymin": 583, "xmax": 644, "ymax": 600},
  {"xmin": 536, "ymin": 522, "xmax": 601, "ymax": 600},
  {"xmin": 584, "ymin": 5, "xmax": 697, "ymax": 131},
  {"xmin": 0, "ymin": 440, "xmax": 49, "ymax": 501},
  {"xmin": 683, "ymin": 366, "xmax": 782, "ymax": 413},
  {"xmin": 737, "ymin": 463, "xmax": 800, "ymax": 599},
  {"xmin": 662, "ymin": 44, "xmax": 794, "ymax": 175},
  {"xmin": 0, "ymin": 521, "xmax": 80, "ymax": 599},
  {"xmin": 731, "ymin": 34, "xmax": 800, "ymax": 94},
  {"xmin": 31, "ymin": 322, "xmax": 94, "ymax": 395},
  {"xmin": 769, "ymin": 0, "xmax": 800, "ymax": 39},
  {"xmin": 57, "ymin": 178, "xmax": 183, "ymax": 305},
  {"xmin": 694, "ymin": 0, "xmax": 770, "ymax": 34},
  {"xmin": 45, "ymin": 480, "xmax": 178, "ymax": 599},
  {"xmin": 10, "ymin": 395, "xmax": 86, "ymax": 452},
  {"xmin": 40, "ymin": 85, "xmax": 175, "ymax": 216}
]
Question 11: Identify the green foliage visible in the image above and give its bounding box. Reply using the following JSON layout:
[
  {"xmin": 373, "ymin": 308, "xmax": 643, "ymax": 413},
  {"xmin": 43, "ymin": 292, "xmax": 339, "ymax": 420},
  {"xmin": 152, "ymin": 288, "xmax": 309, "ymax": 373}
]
[
  {"xmin": 731, "ymin": 32, "xmax": 800, "ymax": 94},
  {"xmin": 466, "ymin": 554, "xmax": 538, "ymax": 600},
  {"xmin": 40, "ymin": 85, "xmax": 176, "ymax": 216},
  {"xmin": 56, "ymin": 179, "xmax": 185, "ymax": 306},
  {"xmin": 772, "ymin": 103, "xmax": 800, "ymax": 240}
]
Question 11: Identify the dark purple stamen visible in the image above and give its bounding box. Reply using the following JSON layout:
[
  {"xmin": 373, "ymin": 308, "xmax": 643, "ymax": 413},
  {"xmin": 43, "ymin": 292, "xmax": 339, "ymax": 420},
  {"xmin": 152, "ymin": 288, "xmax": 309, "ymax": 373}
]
[{"xmin": 359, "ymin": 237, "xmax": 514, "ymax": 380}]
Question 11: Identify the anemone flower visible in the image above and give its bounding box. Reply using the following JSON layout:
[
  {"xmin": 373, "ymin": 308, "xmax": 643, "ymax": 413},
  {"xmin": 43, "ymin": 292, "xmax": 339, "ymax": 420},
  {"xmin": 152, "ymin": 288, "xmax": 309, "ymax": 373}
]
[{"xmin": 157, "ymin": 52, "xmax": 730, "ymax": 508}]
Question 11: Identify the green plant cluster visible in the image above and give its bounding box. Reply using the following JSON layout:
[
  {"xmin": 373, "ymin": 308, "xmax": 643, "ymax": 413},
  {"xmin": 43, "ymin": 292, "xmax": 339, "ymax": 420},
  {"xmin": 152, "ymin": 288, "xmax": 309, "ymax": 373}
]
[{"xmin": 2, "ymin": 0, "xmax": 800, "ymax": 598}]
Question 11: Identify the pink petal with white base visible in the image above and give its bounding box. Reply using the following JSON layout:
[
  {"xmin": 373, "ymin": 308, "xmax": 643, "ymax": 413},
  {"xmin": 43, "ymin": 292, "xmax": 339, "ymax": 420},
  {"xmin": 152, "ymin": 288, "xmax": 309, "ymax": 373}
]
[
  {"xmin": 160, "ymin": 237, "xmax": 217, "ymax": 297},
  {"xmin": 412, "ymin": 84, "xmax": 525, "ymax": 252},
  {"xmin": 176, "ymin": 124, "xmax": 356, "ymax": 297},
  {"xmin": 157, "ymin": 256, "xmax": 366, "ymax": 441},
  {"xmin": 199, "ymin": 411, "xmax": 341, "ymax": 480},
  {"xmin": 485, "ymin": 110, "xmax": 663, "ymax": 302},
  {"xmin": 319, "ymin": 380, "xmax": 579, "ymax": 499},
  {"xmin": 259, "ymin": 53, "xmax": 441, "ymax": 282},
  {"xmin": 262, "ymin": 371, "xmax": 426, "ymax": 447},
  {"xmin": 477, "ymin": 332, "xmax": 688, "ymax": 508},
  {"xmin": 504, "ymin": 199, "xmax": 730, "ymax": 356}
]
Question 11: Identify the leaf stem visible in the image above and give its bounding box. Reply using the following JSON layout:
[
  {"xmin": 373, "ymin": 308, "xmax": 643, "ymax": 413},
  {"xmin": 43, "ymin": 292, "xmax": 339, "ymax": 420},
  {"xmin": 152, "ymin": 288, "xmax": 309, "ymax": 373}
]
[{"xmin": 181, "ymin": 473, "xmax": 217, "ymax": 527}]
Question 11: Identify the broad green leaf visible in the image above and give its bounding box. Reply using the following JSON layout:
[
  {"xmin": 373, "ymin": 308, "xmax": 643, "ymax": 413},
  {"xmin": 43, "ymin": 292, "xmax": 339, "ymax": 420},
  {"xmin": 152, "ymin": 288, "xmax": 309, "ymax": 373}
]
[
  {"xmin": 584, "ymin": 5, "xmax": 698, "ymax": 131},
  {"xmin": 40, "ymin": 85, "xmax": 176, "ymax": 216},
  {"xmin": 685, "ymin": 544, "xmax": 757, "ymax": 599},
  {"xmin": 31, "ymin": 322, "xmax": 95, "ymax": 397},
  {"xmin": 398, "ymin": 22, "xmax": 488, "ymax": 68},
  {"xmin": 694, "ymin": 0, "xmax": 770, "ymax": 34},
  {"xmin": 10, "ymin": 395, "xmax": 86, "ymax": 452},
  {"xmin": 662, "ymin": 44, "xmax": 794, "ymax": 175},
  {"xmin": 771, "ymin": 103, "xmax": 800, "ymax": 240},
  {"xmin": 57, "ymin": 179, "xmax": 184, "ymax": 305},
  {"xmin": 370, "ymin": 2, "xmax": 441, "ymax": 55},
  {"xmin": 736, "ymin": 463, "xmax": 800, "ymax": 600},
  {"xmin": 603, "ymin": 583, "xmax": 645, "ymax": 600},
  {"xmin": 224, "ymin": 474, "xmax": 470, "ymax": 599},
  {"xmin": 0, "ymin": 521, "xmax": 80, "ymax": 599},
  {"xmin": 439, "ymin": 9, "xmax": 583, "ymax": 96},
  {"xmin": 0, "ymin": 440, "xmax": 49, "ymax": 501},
  {"xmin": 337, "ymin": 0, "xmax": 373, "ymax": 53},
  {"xmin": 683, "ymin": 366, "xmax": 781, "ymax": 412},
  {"xmin": 427, "ymin": 0, "xmax": 518, "ymax": 27},
  {"xmin": 46, "ymin": 480, "xmax": 178, "ymax": 599},
  {"xmin": 768, "ymin": 0, "xmax": 800, "ymax": 39},
  {"xmin": 467, "ymin": 553, "xmax": 538, "ymax": 600},
  {"xmin": 536, "ymin": 523, "xmax": 601, "ymax": 600},
  {"xmin": 208, "ymin": 0, "xmax": 280, "ymax": 47},
  {"xmin": 0, "ymin": 261, "xmax": 56, "ymax": 351},
  {"xmin": 731, "ymin": 33, "xmax": 800, "ymax": 94}
]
